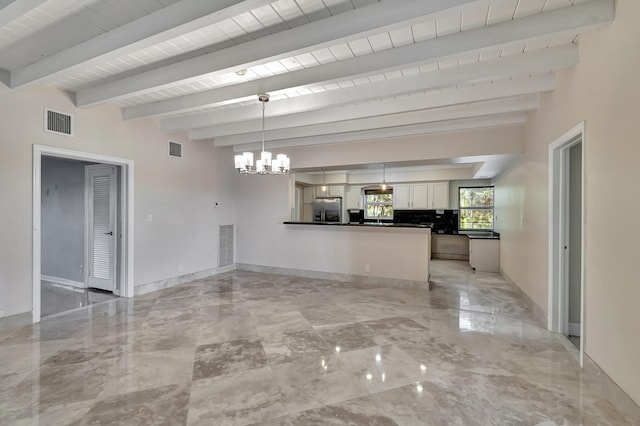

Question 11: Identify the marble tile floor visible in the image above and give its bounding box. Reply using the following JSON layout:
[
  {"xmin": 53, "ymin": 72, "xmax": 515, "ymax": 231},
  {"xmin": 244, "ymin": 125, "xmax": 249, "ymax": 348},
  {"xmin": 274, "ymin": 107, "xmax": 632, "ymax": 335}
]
[
  {"xmin": 41, "ymin": 281, "xmax": 118, "ymax": 318},
  {"xmin": 1, "ymin": 260, "xmax": 639, "ymax": 425}
]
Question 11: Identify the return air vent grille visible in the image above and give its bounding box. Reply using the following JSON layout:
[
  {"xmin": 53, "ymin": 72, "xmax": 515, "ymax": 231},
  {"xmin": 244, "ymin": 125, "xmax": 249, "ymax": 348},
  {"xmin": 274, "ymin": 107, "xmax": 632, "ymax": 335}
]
[
  {"xmin": 45, "ymin": 109, "xmax": 73, "ymax": 136},
  {"xmin": 219, "ymin": 225, "xmax": 234, "ymax": 268},
  {"xmin": 169, "ymin": 141, "xmax": 182, "ymax": 158}
]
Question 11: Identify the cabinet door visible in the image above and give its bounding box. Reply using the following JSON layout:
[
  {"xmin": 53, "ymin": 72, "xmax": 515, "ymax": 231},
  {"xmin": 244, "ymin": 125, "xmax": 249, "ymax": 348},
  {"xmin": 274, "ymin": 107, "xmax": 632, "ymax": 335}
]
[
  {"xmin": 346, "ymin": 186, "xmax": 362, "ymax": 209},
  {"xmin": 329, "ymin": 185, "xmax": 344, "ymax": 197},
  {"xmin": 392, "ymin": 184, "xmax": 410, "ymax": 209},
  {"xmin": 303, "ymin": 186, "xmax": 316, "ymax": 203},
  {"xmin": 430, "ymin": 182, "xmax": 449, "ymax": 209},
  {"xmin": 411, "ymin": 184, "xmax": 429, "ymax": 209}
]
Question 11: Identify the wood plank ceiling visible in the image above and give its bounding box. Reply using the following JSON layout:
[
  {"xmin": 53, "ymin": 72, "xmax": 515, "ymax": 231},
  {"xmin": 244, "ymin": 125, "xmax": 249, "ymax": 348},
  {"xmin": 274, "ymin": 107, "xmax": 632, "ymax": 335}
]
[{"xmin": 0, "ymin": 0, "xmax": 614, "ymax": 173}]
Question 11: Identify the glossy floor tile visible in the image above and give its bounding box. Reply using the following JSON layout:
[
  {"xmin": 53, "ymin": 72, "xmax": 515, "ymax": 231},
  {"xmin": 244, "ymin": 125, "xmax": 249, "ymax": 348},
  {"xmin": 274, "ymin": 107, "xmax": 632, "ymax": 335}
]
[
  {"xmin": 2, "ymin": 260, "xmax": 639, "ymax": 425},
  {"xmin": 41, "ymin": 281, "xmax": 117, "ymax": 317}
]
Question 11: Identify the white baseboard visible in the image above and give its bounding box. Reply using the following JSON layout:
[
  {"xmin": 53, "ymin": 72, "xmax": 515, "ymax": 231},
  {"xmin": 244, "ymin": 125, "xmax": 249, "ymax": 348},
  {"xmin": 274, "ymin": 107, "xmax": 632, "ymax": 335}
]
[
  {"xmin": 569, "ymin": 322, "xmax": 581, "ymax": 337},
  {"xmin": 134, "ymin": 264, "xmax": 237, "ymax": 296},
  {"xmin": 41, "ymin": 275, "xmax": 85, "ymax": 289}
]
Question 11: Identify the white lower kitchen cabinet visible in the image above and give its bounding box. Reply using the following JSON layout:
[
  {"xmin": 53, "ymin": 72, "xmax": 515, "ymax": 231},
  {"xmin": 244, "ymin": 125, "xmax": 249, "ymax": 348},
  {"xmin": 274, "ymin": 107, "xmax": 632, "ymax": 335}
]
[{"xmin": 468, "ymin": 238, "xmax": 500, "ymax": 272}]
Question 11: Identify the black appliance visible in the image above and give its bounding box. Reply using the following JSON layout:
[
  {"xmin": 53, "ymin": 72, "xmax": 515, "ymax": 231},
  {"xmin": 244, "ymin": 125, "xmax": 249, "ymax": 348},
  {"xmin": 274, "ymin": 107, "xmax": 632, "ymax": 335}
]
[{"xmin": 348, "ymin": 209, "xmax": 364, "ymax": 224}]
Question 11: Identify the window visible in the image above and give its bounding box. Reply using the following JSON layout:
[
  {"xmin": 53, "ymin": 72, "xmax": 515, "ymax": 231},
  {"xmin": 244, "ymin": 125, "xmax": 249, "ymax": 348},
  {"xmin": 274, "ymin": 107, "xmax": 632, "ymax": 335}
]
[
  {"xmin": 364, "ymin": 189, "xmax": 393, "ymax": 219},
  {"xmin": 459, "ymin": 186, "xmax": 494, "ymax": 230}
]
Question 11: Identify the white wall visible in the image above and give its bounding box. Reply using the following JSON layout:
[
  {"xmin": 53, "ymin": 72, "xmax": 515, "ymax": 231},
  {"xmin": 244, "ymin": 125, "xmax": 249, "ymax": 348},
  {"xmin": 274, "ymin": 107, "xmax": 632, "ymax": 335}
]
[
  {"xmin": 41, "ymin": 157, "xmax": 94, "ymax": 283},
  {"xmin": 494, "ymin": 0, "xmax": 640, "ymax": 405},
  {"xmin": 0, "ymin": 84, "xmax": 230, "ymax": 317}
]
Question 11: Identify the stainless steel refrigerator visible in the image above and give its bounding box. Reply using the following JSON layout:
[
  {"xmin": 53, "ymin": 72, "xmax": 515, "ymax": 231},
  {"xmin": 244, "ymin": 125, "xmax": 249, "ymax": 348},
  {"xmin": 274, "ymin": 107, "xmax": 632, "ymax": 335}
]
[{"xmin": 312, "ymin": 197, "xmax": 342, "ymax": 223}]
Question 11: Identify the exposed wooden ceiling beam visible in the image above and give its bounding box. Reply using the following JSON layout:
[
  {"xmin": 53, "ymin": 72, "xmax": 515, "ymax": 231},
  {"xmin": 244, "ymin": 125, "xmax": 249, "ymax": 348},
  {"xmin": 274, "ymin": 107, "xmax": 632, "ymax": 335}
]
[
  {"xmin": 162, "ymin": 46, "xmax": 576, "ymax": 132},
  {"xmin": 228, "ymin": 114, "xmax": 527, "ymax": 152},
  {"xmin": 10, "ymin": 0, "xmax": 275, "ymax": 90},
  {"xmin": 210, "ymin": 96, "xmax": 539, "ymax": 145},
  {"xmin": 75, "ymin": 0, "xmax": 483, "ymax": 107},
  {"xmin": 0, "ymin": 0, "xmax": 45, "ymax": 28},
  {"xmin": 190, "ymin": 76, "xmax": 554, "ymax": 139},
  {"xmin": 124, "ymin": 0, "xmax": 613, "ymax": 121}
]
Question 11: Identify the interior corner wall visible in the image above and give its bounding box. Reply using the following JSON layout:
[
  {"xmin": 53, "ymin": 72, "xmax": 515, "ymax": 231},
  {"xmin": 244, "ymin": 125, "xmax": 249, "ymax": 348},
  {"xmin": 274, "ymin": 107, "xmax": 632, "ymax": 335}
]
[
  {"xmin": 493, "ymin": 0, "xmax": 640, "ymax": 405},
  {"xmin": 0, "ymin": 84, "xmax": 223, "ymax": 318}
]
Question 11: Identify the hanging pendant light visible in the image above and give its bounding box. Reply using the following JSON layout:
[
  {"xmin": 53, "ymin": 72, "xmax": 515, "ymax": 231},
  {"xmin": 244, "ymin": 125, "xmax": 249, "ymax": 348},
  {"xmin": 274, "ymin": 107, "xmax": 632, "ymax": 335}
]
[
  {"xmin": 321, "ymin": 168, "xmax": 327, "ymax": 192},
  {"xmin": 381, "ymin": 164, "xmax": 387, "ymax": 190},
  {"xmin": 234, "ymin": 94, "xmax": 290, "ymax": 175}
]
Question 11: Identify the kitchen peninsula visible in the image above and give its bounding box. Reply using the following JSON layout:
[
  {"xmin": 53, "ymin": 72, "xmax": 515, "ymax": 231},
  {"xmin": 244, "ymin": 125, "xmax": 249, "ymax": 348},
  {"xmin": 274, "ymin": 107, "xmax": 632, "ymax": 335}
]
[{"xmin": 281, "ymin": 221, "xmax": 431, "ymax": 287}]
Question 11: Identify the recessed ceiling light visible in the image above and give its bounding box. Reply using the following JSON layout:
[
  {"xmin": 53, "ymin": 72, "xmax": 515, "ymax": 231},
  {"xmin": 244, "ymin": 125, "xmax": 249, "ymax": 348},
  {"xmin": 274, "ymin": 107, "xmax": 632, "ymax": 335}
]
[{"xmin": 235, "ymin": 69, "xmax": 247, "ymax": 76}]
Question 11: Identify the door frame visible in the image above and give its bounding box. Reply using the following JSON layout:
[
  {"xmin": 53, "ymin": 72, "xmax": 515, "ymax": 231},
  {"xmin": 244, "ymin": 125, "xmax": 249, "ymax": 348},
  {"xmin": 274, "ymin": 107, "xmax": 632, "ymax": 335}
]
[
  {"xmin": 33, "ymin": 145, "xmax": 135, "ymax": 323},
  {"xmin": 548, "ymin": 122, "xmax": 585, "ymax": 366}
]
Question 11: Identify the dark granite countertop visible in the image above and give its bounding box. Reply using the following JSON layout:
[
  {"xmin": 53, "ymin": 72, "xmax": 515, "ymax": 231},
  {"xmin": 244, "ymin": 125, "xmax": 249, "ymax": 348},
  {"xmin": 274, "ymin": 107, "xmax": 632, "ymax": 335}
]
[{"xmin": 283, "ymin": 221, "xmax": 432, "ymax": 229}]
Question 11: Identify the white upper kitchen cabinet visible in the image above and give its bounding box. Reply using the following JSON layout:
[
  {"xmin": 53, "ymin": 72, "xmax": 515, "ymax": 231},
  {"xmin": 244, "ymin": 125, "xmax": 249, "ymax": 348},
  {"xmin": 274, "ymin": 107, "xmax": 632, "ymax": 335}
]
[
  {"xmin": 392, "ymin": 184, "xmax": 410, "ymax": 209},
  {"xmin": 328, "ymin": 185, "xmax": 344, "ymax": 198},
  {"xmin": 430, "ymin": 182, "xmax": 450, "ymax": 209},
  {"xmin": 411, "ymin": 184, "xmax": 429, "ymax": 209},
  {"xmin": 303, "ymin": 186, "xmax": 316, "ymax": 204},
  {"xmin": 392, "ymin": 182, "xmax": 449, "ymax": 210},
  {"xmin": 346, "ymin": 186, "xmax": 363, "ymax": 209}
]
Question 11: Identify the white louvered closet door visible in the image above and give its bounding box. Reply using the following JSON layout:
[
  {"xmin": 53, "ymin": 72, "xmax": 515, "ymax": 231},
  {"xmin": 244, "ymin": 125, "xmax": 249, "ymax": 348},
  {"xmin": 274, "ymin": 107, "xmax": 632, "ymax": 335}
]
[{"xmin": 86, "ymin": 165, "xmax": 117, "ymax": 292}]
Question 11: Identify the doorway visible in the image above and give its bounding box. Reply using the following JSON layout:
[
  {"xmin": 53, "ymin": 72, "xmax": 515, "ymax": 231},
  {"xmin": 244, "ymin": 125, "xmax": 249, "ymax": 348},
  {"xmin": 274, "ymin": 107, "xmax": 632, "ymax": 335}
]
[
  {"xmin": 548, "ymin": 123, "xmax": 585, "ymax": 366},
  {"xmin": 33, "ymin": 145, "xmax": 134, "ymax": 323},
  {"xmin": 40, "ymin": 158, "xmax": 120, "ymax": 317}
]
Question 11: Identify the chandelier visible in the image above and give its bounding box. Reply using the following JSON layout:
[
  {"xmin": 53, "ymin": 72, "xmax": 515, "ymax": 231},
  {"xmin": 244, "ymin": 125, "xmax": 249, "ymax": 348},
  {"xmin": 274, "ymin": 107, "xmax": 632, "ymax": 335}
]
[{"xmin": 234, "ymin": 94, "xmax": 291, "ymax": 175}]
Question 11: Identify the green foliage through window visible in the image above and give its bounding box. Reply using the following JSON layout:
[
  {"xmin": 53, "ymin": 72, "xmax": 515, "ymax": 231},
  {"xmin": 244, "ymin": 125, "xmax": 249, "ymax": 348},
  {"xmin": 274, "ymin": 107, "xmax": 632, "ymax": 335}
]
[
  {"xmin": 364, "ymin": 191, "xmax": 393, "ymax": 219},
  {"xmin": 459, "ymin": 187, "xmax": 494, "ymax": 230}
]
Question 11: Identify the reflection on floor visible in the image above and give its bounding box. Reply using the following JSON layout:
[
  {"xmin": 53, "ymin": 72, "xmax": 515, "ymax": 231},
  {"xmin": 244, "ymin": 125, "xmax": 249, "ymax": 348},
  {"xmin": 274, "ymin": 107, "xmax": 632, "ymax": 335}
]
[
  {"xmin": 2, "ymin": 261, "xmax": 638, "ymax": 424},
  {"xmin": 41, "ymin": 281, "xmax": 117, "ymax": 317}
]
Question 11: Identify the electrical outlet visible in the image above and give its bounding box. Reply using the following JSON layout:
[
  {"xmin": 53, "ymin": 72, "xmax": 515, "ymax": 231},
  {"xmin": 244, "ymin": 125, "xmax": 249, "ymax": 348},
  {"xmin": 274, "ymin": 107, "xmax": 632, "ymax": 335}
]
[
  {"xmin": 365, "ymin": 264, "xmax": 371, "ymax": 273},
  {"xmin": 178, "ymin": 264, "xmax": 184, "ymax": 273},
  {"xmin": 147, "ymin": 214, "xmax": 153, "ymax": 223},
  {"xmin": 0, "ymin": 310, "xmax": 5, "ymax": 318}
]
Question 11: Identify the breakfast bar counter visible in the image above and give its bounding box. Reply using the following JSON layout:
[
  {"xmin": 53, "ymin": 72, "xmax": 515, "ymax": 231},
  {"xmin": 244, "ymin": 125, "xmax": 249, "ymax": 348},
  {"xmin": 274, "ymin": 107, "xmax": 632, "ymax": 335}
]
[{"xmin": 278, "ymin": 221, "xmax": 431, "ymax": 287}]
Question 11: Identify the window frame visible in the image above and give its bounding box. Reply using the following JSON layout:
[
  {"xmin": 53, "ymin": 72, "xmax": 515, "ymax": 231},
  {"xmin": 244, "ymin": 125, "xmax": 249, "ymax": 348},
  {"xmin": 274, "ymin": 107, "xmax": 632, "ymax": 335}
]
[
  {"xmin": 363, "ymin": 188, "xmax": 394, "ymax": 220},
  {"xmin": 458, "ymin": 186, "xmax": 494, "ymax": 231}
]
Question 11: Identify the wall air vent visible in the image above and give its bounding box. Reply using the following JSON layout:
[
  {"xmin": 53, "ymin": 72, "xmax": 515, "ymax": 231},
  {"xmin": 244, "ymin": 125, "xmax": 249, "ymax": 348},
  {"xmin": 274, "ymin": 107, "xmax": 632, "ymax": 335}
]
[
  {"xmin": 219, "ymin": 225, "xmax": 234, "ymax": 268},
  {"xmin": 169, "ymin": 141, "xmax": 182, "ymax": 158},
  {"xmin": 44, "ymin": 109, "xmax": 73, "ymax": 136}
]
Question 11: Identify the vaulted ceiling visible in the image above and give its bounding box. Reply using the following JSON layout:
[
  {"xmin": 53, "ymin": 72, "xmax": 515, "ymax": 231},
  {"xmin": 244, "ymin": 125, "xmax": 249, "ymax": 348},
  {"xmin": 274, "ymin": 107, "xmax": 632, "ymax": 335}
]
[{"xmin": 0, "ymin": 0, "xmax": 613, "ymax": 173}]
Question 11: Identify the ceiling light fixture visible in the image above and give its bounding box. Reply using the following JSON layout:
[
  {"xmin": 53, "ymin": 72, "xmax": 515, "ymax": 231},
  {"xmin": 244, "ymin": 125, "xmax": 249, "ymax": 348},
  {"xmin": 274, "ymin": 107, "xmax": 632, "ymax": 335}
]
[
  {"xmin": 234, "ymin": 94, "xmax": 290, "ymax": 175},
  {"xmin": 321, "ymin": 168, "xmax": 327, "ymax": 192},
  {"xmin": 381, "ymin": 164, "xmax": 387, "ymax": 190}
]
